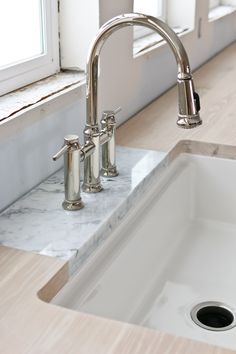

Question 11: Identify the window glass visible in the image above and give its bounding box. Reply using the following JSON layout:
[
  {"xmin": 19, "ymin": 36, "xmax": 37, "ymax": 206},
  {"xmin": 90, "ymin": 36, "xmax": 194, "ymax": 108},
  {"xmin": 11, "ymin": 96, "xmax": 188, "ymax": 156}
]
[
  {"xmin": 208, "ymin": 0, "xmax": 235, "ymax": 20},
  {"xmin": 133, "ymin": 0, "xmax": 163, "ymax": 18},
  {"xmin": 133, "ymin": 0, "xmax": 165, "ymax": 40},
  {"xmin": 0, "ymin": 0, "xmax": 44, "ymax": 69}
]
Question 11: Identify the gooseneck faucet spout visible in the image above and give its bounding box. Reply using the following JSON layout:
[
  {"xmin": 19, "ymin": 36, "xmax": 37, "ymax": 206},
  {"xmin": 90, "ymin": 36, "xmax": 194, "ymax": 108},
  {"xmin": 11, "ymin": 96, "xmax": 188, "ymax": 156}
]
[{"xmin": 83, "ymin": 13, "xmax": 202, "ymax": 193}]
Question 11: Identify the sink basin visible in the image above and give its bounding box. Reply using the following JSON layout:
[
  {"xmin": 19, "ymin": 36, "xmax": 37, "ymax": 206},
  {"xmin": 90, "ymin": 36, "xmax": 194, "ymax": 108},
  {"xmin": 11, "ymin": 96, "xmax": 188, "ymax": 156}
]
[{"xmin": 52, "ymin": 152, "xmax": 236, "ymax": 350}]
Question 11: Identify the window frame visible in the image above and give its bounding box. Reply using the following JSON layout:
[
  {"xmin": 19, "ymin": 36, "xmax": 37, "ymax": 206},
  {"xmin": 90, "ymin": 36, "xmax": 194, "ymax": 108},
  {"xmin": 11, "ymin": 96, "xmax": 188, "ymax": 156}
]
[
  {"xmin": 0, "ymin": 0, "xmax": 59, "ymax": 96},
  {"xmin": 209, "ymin": 0, "xmax": 221, "ymax": 9},
  {"xmin": 208, "ymin": 0, "xmax": 236, "ymax": 21},
  {"xmin": 133, "ymin": 0, "xmax": 166, "ymax": 40}
]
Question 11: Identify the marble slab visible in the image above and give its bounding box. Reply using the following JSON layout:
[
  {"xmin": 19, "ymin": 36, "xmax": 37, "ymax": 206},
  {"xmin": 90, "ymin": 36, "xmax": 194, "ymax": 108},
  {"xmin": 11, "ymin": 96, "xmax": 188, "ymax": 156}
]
[{"xmin": 0, "ymin": 146, "xmax": 166, "ymax": 274}]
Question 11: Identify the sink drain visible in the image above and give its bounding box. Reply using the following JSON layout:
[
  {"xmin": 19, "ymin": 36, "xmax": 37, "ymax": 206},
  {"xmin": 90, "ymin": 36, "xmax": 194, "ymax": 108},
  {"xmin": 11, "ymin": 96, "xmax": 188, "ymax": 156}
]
[{"xmin": 191, "ymin": 302, "xmax": 236, "ymax": 331}]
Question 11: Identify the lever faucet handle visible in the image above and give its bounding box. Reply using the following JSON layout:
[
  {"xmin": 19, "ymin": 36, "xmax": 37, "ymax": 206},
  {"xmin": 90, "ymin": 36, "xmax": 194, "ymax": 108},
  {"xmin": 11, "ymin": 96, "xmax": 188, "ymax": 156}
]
[
  {"xmin": 52, "ymin": 135, "xmax": 84, "ymax": 211},
  {"xmin": 101, "ymin": 107, "xmax": 121, "ymax": 123},
  {"xmin": 53, "ymin": 135, "xmax": 79, "ymax": 160},
  {"xmin": 113, "ymin": 106, "xmax": 122, "ymax": 115},
  {"xmin": 52, "ymin": 144, "xmax": 68, "ymax": 161},
  {"xmin": 100, "ymin": 107, "xmax": 121, "ymax": 177}
]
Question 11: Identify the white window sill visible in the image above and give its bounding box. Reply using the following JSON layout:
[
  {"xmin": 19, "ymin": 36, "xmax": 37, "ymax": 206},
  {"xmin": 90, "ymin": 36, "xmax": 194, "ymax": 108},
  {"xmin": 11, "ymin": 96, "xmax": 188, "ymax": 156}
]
[
  {"xmin": 0, "ymin": 70, "xmax": 85, "ymax": 122},
  {"xmin": 208, "ymin": 5, "xmax": 236, "ymax": 22},
  {"xmin": 133, "ymin": 27, "xmax": 190, "ymax": 57}
]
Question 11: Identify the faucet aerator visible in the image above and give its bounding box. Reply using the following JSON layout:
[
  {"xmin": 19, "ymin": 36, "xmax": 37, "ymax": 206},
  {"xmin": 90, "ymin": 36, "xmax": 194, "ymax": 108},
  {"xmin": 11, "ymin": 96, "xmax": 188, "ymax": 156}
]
[{"xmin": 177, "ymin": 114, "xmax": 202, "ymax": 129}]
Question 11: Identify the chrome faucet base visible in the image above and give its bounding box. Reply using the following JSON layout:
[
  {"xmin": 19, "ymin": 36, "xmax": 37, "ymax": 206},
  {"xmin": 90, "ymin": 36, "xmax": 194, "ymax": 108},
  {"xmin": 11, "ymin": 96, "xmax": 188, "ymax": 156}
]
[
  {"xmin": 62, "ymin": 199, "xmax": 84, "ymax": 211},
  {"xmin": 101, "ymin": 166, "xmax": 119, "ymax": 177},
  {"xmin": 82, "ymin": 183, "xmax": 103, "ymax": 193}
]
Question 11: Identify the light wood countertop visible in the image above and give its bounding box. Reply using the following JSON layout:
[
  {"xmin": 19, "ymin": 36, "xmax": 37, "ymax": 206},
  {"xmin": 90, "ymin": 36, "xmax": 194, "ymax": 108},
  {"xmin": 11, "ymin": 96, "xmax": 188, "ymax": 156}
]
[
  {"xmin": 1, "ymin": 43, "xmax": 236, "ymax": 353},
  {"xmin": 0, "ymin": 246, "xmax": 234, "ymax": 353}
]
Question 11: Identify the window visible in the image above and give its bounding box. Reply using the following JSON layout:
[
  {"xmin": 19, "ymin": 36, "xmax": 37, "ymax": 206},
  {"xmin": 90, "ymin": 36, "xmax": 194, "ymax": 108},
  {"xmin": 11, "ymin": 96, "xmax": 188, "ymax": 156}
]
[
  {"xmin": 133, "ymin": 0, "xmax": 166, "ymax": 40},
  {"xmin": 133, "ymin": 0, "xmax": 195, "ymax": 56},
  {"xmin": 208, "ymin": 0, "xmax": 236, "ymax": 20},
  {"xmin": 209, "ymin": 0, "xmax": 221, "ymax": 9},
  {"xmin": 0, "ymin": 0, "xmax": 59, "ymax": 96},
  {"xmin": 133, "ymin": 0, "xmax": 165, "ymax": 19}
]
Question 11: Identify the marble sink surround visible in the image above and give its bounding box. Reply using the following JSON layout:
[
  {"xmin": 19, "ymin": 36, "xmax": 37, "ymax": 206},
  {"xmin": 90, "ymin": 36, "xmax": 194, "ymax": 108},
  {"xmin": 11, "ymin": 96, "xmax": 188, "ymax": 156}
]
[
  {"xmin": 1, "ymin": 140, "xmax": 236, "ymax": 274},
  {"xmin": 0, "ymin": 146, "xmax": 165, "ymax": 274}
]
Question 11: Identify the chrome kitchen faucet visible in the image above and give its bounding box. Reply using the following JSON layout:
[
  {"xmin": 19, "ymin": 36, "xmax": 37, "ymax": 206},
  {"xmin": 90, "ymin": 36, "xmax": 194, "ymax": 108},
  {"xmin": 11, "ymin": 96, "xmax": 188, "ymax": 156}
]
[{"xmin": 54, "ymin": 13, "xmax": 202, "ymax": 210}]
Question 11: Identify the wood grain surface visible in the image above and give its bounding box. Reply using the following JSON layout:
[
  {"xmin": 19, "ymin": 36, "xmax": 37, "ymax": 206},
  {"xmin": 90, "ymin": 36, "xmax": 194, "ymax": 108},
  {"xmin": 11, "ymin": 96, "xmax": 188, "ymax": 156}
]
[{"xmin": 0, "ymin": 246, "xmax": 234, "ymax": 353}]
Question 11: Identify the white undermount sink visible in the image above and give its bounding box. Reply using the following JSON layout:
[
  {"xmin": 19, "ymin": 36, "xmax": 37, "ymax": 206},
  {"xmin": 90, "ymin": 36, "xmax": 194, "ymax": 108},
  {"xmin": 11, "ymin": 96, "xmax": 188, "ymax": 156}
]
[{"xmin": 53, "ymin": 152, "xmax": 236, "ymax": 350}]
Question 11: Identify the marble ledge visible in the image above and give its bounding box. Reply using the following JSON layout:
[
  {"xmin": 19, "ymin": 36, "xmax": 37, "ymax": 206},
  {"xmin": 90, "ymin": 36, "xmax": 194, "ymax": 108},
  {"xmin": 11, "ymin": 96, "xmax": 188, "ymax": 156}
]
[
  {"xmin": 1, "ymin": 140, "xmax": 236, "ymax": 275},
  {"xmin": 0, "ymin": 146, "xmax": 166, "ymax": 274}
]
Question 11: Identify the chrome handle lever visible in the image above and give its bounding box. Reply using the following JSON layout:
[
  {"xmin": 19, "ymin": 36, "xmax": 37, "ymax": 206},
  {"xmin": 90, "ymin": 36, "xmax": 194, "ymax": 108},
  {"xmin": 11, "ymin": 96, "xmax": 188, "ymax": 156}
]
[
  {"xmin": 53, "ymin": 144, "xmax": 68, "ymax": 161},
  {"xmin": 113, "ymin": 106, "xmax": 122, "ymax": 115}
]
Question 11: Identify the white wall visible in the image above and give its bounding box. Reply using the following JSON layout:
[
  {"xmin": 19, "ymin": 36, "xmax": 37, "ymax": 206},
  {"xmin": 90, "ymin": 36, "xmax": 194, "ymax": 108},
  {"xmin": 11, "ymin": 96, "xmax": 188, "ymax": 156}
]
[
  {"xmin": 60, "ymin": 0, "xmax": 100, "ymax": 70},
  {"xmin": 1, "ymin": 0, "xmax": 236, "ymax": 211}
]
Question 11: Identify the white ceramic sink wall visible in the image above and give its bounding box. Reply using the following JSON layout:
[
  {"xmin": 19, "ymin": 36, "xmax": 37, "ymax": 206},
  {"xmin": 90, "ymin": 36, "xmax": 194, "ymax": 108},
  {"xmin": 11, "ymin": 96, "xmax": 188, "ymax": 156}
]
[{"xmin": 53, "ymin": 153, "xmax": 236, "ymax": 350}]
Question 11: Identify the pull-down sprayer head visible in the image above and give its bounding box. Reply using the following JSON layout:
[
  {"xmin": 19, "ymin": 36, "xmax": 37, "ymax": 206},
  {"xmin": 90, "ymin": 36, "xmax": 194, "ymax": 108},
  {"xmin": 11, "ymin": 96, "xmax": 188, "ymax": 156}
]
[{"xmin": 177, "ymin": 74, "xmax": 201, "ymax": 128}]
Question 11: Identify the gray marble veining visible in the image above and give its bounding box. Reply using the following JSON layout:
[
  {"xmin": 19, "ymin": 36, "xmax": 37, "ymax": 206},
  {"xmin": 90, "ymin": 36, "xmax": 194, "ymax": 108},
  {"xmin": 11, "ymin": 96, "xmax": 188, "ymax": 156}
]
[{"xmin": 0, "ymin": 146, "xmax": 166, "ymax": 274}]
